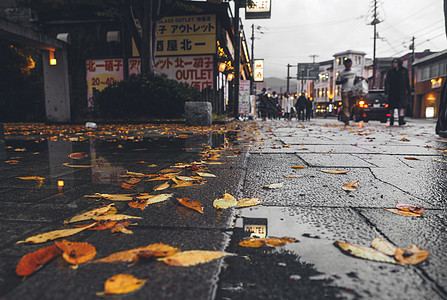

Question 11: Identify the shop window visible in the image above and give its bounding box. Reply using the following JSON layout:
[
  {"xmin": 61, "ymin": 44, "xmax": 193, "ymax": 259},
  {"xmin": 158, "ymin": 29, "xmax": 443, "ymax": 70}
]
[
  {"xmin": 430, "ymin": 64, "xmax": 439, "ymax": 78},
  {"xmin": 439, "ymin": 62, "xmax": 447, "ymax": 76},
  {"xmin": 421, "ymin": 67, "xmax": 430, "ymax": 81}
]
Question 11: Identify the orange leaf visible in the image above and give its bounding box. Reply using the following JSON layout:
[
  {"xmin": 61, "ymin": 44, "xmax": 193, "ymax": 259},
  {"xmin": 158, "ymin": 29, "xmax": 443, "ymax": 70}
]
[
  {"xmin": 102, "ymin": 274, "xmax": 147, "ymax": 295},
  {"xmin": 385, "ymin": 209, "xmax": 423, "ymax": 217},
  {"xmin": 395, "ymin": 201, "xmax": 425, "ymax": 214},
  {"xmin": 177, "ymin": 197, "xmax": 203, "ymax": 214},
  {"xmin": 342, "ymin": 181, "xmax": 359, "ymax": 192},
  {"xmin": 68, "ymin": 152, "xmax": 88, "ymax": 160},
  {"xmin": 153, "ymin": 181, "xmax": 170, "ymax": 191},
  {"xmin": 55, "ymin": 240, "xmax": 96, "ymax": 265},
  {"xmin": 158, "ymin": 250, "xmax": 232, "ymax": 267},
  {"xmin": 394, "ymin": 245, "xmax": 429, "ymax": 265},
  {"xmin": 125, "ymin": 177, "xmax": 141, "ymax": 184},
  {"xmin": 16, "ymin": 245, "xmax": 62, "ymax": 276},
  {"xmin": 111, "ymin": 223, "xmax": 133, "ymax": 234},
  {"xmin": 121, "ymin": 183, "xmax": 135, "ymax": 189},
  {"xmin": 239, "ymin": 237, "xmax": 297, "ymax": 248}
]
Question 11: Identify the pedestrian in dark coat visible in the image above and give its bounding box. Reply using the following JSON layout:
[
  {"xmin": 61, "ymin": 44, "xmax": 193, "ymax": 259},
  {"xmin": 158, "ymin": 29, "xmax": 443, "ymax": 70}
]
[
  {"xmin": 385, "ymin": 58, "xmax": 410, "ymax": 126},
  {"xmin": 305, "ymin": 97, "xmax": 313, "ymax": 120},
  {"xmin": 257, "ymin": 88, "xmax": 269, "ymax": 120},
  {"xmin": 294, "ymin": 93, "xmax": 307, "ymax": 121}
]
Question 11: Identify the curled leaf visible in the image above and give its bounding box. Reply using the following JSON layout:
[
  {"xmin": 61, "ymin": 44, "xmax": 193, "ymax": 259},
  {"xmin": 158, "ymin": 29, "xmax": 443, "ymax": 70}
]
[
  {"xmin": 385, "ymin": 209, "xmax": 423, "ymax": 217},
  {"xmin": 239, "ymin": 237, "xmax": 297, "ymax": 248},
  {"xmin": 94, "ymin": 243, "xmax": 179, "ymax": 264},
  {"xmin": 111, "ymin": 223, "xmax": 133, "ymax": 234},
  {"xmin": 55, "ymin": 240, "xmax": 96, "ymax": 265},
  {"xmin": 371, "ymin": 237, "xmax": 397, "ymax": 256},
  {"xmin": 16, "ymin": 245, "xmax": 62, "ymax": 276},
  {"xmin": 213, "ymin": 192, "xmax": 237, "ymax": 209},
  {"xmin": 159, "ymin": 250, "xmax": 232, "ymax": 267},
  {"xmin": 394, "ymin": 245, "xmax": 429, "ymax": 265},
  {"xmin": 66, "ymin": 204, "xmax": 115, "ymax": 223},
  {"xmin": 395, "ymin": 201, "xmax": 425, "ymax": 214},
  {"xmin": 342, "ymin": 181, "xmax": 359, "ymax": 192},
  {"xmin": 335, "ymin": 241, "xmax": 396, "ymax": 264},
  {"xmin": 177, "ymin": 197, "xmax": 203, "ymax": 214},
  {"xmin": 321, "ymin": 170, "xmax": 348, "ymax": 174},
  {"xmin": 102, "ymin": 274, "xmax": 147, "ymax": 295}
]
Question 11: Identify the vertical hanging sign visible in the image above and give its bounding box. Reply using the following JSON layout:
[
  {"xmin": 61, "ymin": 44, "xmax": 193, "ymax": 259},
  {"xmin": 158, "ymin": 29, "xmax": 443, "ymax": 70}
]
[{"xmin": 254, "ymin": 59, "xmax": 264, "ymax": 82}]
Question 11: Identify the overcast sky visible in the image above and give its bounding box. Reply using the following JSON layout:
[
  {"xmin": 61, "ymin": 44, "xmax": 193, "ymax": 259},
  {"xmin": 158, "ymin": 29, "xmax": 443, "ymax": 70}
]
[{"xmin": 236, "ymin": 0, "xmax": 447, "ymax": 79}]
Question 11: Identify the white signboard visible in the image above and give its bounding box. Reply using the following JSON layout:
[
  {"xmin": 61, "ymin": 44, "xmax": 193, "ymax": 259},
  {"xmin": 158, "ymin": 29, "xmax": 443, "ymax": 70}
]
[
  {"xmin": 239, "ymin": 80, "xmax": 250, "ymax": 115},
  {"xmin": 254, "ymin": 59, "xmax": 264, "ymax": 82}
]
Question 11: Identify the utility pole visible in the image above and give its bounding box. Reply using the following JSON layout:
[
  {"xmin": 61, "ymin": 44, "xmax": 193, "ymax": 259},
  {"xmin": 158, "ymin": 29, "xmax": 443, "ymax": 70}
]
[
  {"xmin": 409, "ymin": 36, "xmax": 415, "ymax": 117},
  {"xmin": 250, "ymin": 24, "xmax": 255, "ymax": 96},
  {"xmin": 234, "ymin": 3, "xmax": 240, "ymax": 119},
  {"xmin": 309, "ymin": 55, "xmax": 318, "ymax": 63},
  {"xmin": 370, "ymin": 0, "xmax": 381, "ymax": 88}
]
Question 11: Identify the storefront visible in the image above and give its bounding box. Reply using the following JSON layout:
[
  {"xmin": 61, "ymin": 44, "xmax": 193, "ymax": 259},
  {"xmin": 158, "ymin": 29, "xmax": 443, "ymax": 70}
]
[{"xmin": 413, "ymin": 50, "xmax": 447, "ymax": 118}]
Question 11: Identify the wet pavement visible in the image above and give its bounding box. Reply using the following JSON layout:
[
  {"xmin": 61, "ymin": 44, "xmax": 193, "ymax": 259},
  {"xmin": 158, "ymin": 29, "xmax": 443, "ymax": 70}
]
[{"xmin": 1, "ymin": 118, "xmax": 447, "ymax": 299}]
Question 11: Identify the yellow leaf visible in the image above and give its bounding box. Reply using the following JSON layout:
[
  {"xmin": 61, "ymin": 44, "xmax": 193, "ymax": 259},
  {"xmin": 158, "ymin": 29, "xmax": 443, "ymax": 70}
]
[
  {"xmin": 292, "ymin": 165, "xmax": 307, "ymax": 169},
  {"xmin": 92, "ymin": 214, "xmax": 142, "ymax": 221},
  {"xmin": 153, "ymin": 182, "xmax": 170, "ymax": 191},
  {"xmin": 159, "ymin": 250, "xmax": 232, "ymax": 267},
  {"xmin": 195, "ymin": 172, "xmax": 216, "ymax": 178},
  {"xmin": 177, "ymin": 197, "xmax": 203, "ymax": 214},
  {"xmin": 371, "ymin": 237, "xmax": 397, "ymax": 256},
  {"xmin": 135, "ymin": 193, "xmax": 173, "ymax": 204},
  {"xmin": 342, "ymin": 181, "xmax": 359, "ymax": 192},
  {"xmin": 84, "ymin": 193, "xmax": 135, "ymax": 201},
  {"xmin": 18, "ymin": 223, "xmax": 96, "ymax": 244},
  {"xmin": 239, "ymin": 237, "xmax": 297, "ymax": 248},
  {"xmin": 264, "ymin": 182, "xmax": 284, "ymax": 189},
  {"xmin": 111, "ymin": 223, "xmax": 134, "ymax": 234},
  {"xmin": 213, "ymin": 192, "xmax": 237, "ymax": 209},
  {"xmin": 321, "ymin": 170, "xmax": 349, "ymax": 174},
  {"xmin": 55, "ymin": 240, "xmax": 96, "ymax": 265},
  {"xmin": 336, "ymin": 241, "xmax": 396, "ymax": 264},
  {"xmin": 66, "ymin": 204, "xmax": 115, "ymax": 223},
  {"xmin": 94, "ymin": 243, "xmax": 179, "ymax": 264},
  {"xmin": 237, "ymin": 197, "xmax": 261, "ymax": 208},
  {"xmin": 394, "ymin": 245, "xmax": 429, "ymax": 265},
  {"xmin": 17, "ymin": 176, "xmax": 45, "ymax": 181},
  {"xmin": 102, "ymin": 274, "xmax": 147, "ymax": 295},
  {"xmin": 384, "ymin": 209, "xmax": 423, "ymax": 217},
  {"xmin": 62, "ymin": 163, "xmax": 95, "ymax": 168}
]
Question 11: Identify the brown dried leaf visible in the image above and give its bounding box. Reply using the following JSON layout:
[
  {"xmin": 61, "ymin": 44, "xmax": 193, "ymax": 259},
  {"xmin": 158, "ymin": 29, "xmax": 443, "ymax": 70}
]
[
  {"xmin": 384, "ymin": 209, "xmax": 423, "ymax": 217},
  {"xmin": 55, "ymin": 239, "xmax": 96, "ymax": 265},
  {"xmin": 404, "ymin": 157, "xmax": 419, "ymax": 160},
  {"xmin": 68, "ymin": 152, "xmax": 88, "ymax": 160},
  {"xmin": 153, "ymin": 182, "xmax": 170, "ymax": 191},
  {"xmin": 16, "ymin": 245, "xmax": 62, "ymax": 276},
  {"xmin": 213, "ymin": 192, "xmax": 237, "ymax": 209},
  {"xmin": 93, "ymin": 243, "xmax": 179, "ymax": 264},
  {"xmin": 394, "ymin": 245, "xmax": 429, "ymax": 265},
  {"xmin": 84, "ymin": 193, "xmax": 134, "ymax": 201},
  {"xmin": 92, "ymin": 214, "xmax": 142, "ymax": 221},
  {"xmin": 129, "ymin": 193, "xmax": 173, "ymax": 210},
  {"xmin": 66, "ymin": 204, "xmax": 115, "ymax": 223},
  {"xmin": 292, "ymin": 165, "xmax": 307, "ymax": 169},
  {"xmin": 177, "ymin": 197, "xmax": 203, "ymax": 214},
  {"xmin": 239, "ymin": 237, "xmax": 297, "ymax": 248},
  {"xmin": 121, "ymin": 182, "xmax": 135, "ymax": 189},
  {"xmin": 111, "ymin": 223, "xmax": 133, "ymax": 234},
  {"xmin": 336, "ymin": 241, "xmax": 397, "ymax": 264},
  {"xmin": 159, "ymin": 250, "xmax": 232, "ymax": 267},
  {"xmin": 125, "ymin": 177, "xmax": 141, "ymax": 184},
  {"xmin": 342, "ymin": 181, "xmax": 359, "ymax": 192},
  {"xmin": 236, "ymin": 197, "xmax": 261, "ymax": 208},
  {"xmin": 321, "ymin": 170, "xmax": 349, "ymax": 174},
  {"xmin": 395, "ymin": 201, "xmax": 425, "ymax": 214},
  {"xmin": 17, "ymin": 176, "xmax": 46, "ymax": 181}
]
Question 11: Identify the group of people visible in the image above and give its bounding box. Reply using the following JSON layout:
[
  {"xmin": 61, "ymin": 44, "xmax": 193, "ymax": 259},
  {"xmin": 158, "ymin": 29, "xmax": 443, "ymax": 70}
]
[
  {"xmin": 256, "ymin": 89, "xmax": 313, "ymax": 121},
  {"xmin": 336, "ymin": 57, "xmax": 410, "ymax": 126}
]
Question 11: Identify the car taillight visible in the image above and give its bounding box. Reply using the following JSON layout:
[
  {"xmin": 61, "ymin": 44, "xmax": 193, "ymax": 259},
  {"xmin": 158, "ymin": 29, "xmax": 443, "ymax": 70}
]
[{"xmin": 386, "ymin": 114, "xmax": 391, "ymax": 117}]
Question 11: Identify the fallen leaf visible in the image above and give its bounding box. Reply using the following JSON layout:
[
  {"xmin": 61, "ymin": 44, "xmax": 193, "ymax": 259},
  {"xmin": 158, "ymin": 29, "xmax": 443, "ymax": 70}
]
[
  {"xmin": 84, "ymin": 193, "xmax": 134, "ymax": 201},
  {"xmin": 55, "ymin": 240, "xmax": 96, "ymax": 265},
  {"xmin": 66, "ymin": 204, "xmax": 115, "ymax": 223},
  {"xmin": 400, "ymin": 138, "xmax": 410, "ymax": 142},
  {"xmin": 292, "ymin": 165, "xmax": 307, "ymax": 169},
  {"xmin": 129, "ymin": 193, "xmax": 173, "ymax": 210},
  {"xmin": 335, "ymin": 241, "xmax": 396, "ymax": 264},
  {"xmin": 111, "ymin": 223, "xmax": 133, "ymax": 234},
  {"xmin": 394, "ymin": 245, "xmax": 429, "ymax": 265},
  {"xmin": 16, "ymin": 245, "xmax": 62, "ymax": 276},
  {"xmin": 5, "ymin": 160, "xmax": 19, "ymax": 164},
  {"xmin": 68, "ymin": 152, "xmax": 88, "ymax": 160},
  {"xmin": 171, "ymin": 179, "xmax": 206, "ymax": 188},
  {"xmin": 125, "ymin": 178, "xmax": 141, "ymax": 184},
  {"xmin": 384, "ymin": 209, "xmax": 423, "ymax": 217},
  {"xmin": 94, "ymin": 243, "xmax": 179, "ymax": 264},
  {"xmin": 239, "ymin": 237, "xmax": 297, "ymax": 248},
  {"xmin": 264, "ymin": 182, "xmax": 284, "ymax": 189},
  {"xmin": 195, "ymin": 172, "xmax": 216, "ymax": 178},
  {"xmin": 159, "ymin": 250, "xmax": 232, "ymax": 267},
  {"xmin": 371, "ymin": 237, "xmax": 397, "ymax": 256},
  {"xmin": 17, "ymin": 176, "xmax": 45, "ymax": 181},
  {"xmin": 177, "ymin": 197, "xmax": 203, "ymax": 213},
  {"xmin": 321, "ymin": 170, "xmax": 349, "ymax": 174},
  {"xmin": 62, "ymin": 163, "xmax": 95, "ymax": 168},
  {"xmin": 153, "ymin": 182, "xmax": 170, "ymax": 191},
  {"xmin": 404, "ymin": 157, "xmax": 420, "ymax": 160},
  {"xmin": 121, "ymin": 182, "xmax": 135, "ymax": 189},
  {"xmin": 213, "ymin": 192, "xmax": 237, "ymax": 209},
  {"xmin": 102, "ymin": 274, "xmax": 147, "ymax": 295},
  {"xmin": 395, "ymin": 201, "xmax": 425, "ymax": 214},
  {"xmin": 236, "ymin": 197, "xmax": 261, "ymax": 208},
  {"xmin": 18, "ymin": 223, "xmax": 96, "ymax": 244},
  {"xmin": 342, "ymin": 181, "xmax": 359, "ymax": 192},
  {"xmin": 92, "ymin": 214, "xmax": 142, "ymax": 221}
]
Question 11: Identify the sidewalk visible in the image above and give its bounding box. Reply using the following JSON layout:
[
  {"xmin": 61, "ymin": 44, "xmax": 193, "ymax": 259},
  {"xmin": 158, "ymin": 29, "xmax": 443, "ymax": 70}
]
[{"xmin": 1, "ymin": 118, "xmax": 447, "ymax": 299}]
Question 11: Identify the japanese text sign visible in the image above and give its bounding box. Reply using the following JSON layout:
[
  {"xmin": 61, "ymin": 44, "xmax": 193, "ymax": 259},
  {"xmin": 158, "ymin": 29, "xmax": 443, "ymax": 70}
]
[
  {"xmin": 254, "ymin": 59, "xmax": 264, "ymax": 82},
  {"xmin": 86, "ymin": 59, "xmax": 123, "ymax": 106},
  {"xmin": 245, "ymin": 0, "xmax": 271, "ymax": 19},
  {"xmin": 156, "ymin": 14, "xmax": 216, "ymax": 56}
]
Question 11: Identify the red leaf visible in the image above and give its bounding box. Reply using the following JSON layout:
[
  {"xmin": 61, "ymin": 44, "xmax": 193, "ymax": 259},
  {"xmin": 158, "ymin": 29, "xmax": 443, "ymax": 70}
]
[{"xmin": 16, "ymin": 245, "xmax": 62, "ymax": 276}]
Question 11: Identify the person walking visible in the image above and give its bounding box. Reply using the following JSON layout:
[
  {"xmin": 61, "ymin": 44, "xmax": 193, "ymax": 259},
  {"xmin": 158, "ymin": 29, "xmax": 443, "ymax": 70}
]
[
  {"xmin": 336, "ymin": 58, "xmax": 358, "ymax": 125},
  {"xmin": 295, "ymin": 92, "xmax": 307, "ymax": 121},
  {"xmin": 305, "ymin": 97, "xmax": 313, "ymax": 121},
  {"xmin": 385, "ymin": 58, "xmax": 410, "ymax": 126},
  {"xmin": 257, "ymin": 88, "xmax": 268, "ymax": 120},
  {"xmin": 282, "ymin": 92, "xmax": 294, "ymax": 120}
]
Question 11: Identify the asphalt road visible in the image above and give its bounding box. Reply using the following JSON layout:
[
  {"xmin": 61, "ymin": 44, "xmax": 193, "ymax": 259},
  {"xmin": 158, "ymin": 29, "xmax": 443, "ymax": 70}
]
[{"xmin": 1, "ymin": 118, "xmax": 446, "ymax": 300}]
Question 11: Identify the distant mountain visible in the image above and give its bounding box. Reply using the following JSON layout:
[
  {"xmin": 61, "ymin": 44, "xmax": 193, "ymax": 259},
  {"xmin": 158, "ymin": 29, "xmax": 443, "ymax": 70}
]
[{"xmin": 256, "ymin": 77, "xmax": 298, "ymax": 95}]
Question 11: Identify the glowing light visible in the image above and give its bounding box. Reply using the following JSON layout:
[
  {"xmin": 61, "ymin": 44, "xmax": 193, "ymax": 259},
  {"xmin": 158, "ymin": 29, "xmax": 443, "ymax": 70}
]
[
  {"xmin": 219, "ymin": 62, "xmax": 226, "ymax": 72},
  {"xmin": 49, "ymin": 51, "xmax": 57, "ymax": 65},
  {"xmin": 227, "ymin": 73, "xmax": 235, "ymax": 81},
  {"xmin": 58, "ymin": 180, "xmax": 64, "ymax": 187}
]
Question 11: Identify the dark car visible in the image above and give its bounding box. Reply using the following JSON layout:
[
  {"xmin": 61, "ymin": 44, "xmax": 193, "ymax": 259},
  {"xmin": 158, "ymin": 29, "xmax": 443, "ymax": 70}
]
[{"xmin": 351, "ymin": 89, "xmax": 389, "ymax": 123}]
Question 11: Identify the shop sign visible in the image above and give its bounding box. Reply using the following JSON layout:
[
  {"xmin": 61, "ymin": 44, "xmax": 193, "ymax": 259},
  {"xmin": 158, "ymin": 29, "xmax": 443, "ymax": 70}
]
[
  {"xmin": 239, "ymin": 80, "xmax": 250, "ymax": 115},
  {"xmin": 254, "ymin": 59, "xmax": 264, "ymax": 82},
  {"xmin": 431, "ymin": 78, "xmax": 443, "ymax": 89},
  {"xmin": 245, "ymin": 0, "xmax": 271, "ymax": 19},
  {"xmin": 86, "ymin": 59, "xmax": 123, "ymax": 106},
  {"xmin": 156, "ymin": 14, "xmax": 216, "ymax": 56}
]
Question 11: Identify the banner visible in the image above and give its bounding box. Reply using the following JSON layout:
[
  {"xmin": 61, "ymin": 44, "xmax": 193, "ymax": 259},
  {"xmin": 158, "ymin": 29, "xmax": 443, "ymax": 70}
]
[
  {"xmin": 254, "ymin": 59, "xmax": 264, "ymax": 82},
  {"xmin": 239, "ymin": 80, "xmax": 250, "ymax": 115},
  {"xmin": 86, "ymin": 59, "xmax": 124, "ymax": 106}
]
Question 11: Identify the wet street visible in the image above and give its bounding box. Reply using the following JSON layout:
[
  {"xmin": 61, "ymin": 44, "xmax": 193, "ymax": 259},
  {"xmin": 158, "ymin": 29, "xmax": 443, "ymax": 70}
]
[{"xmin": 1, "ymin": 118, "xmax": 447, "ymax": 299}]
